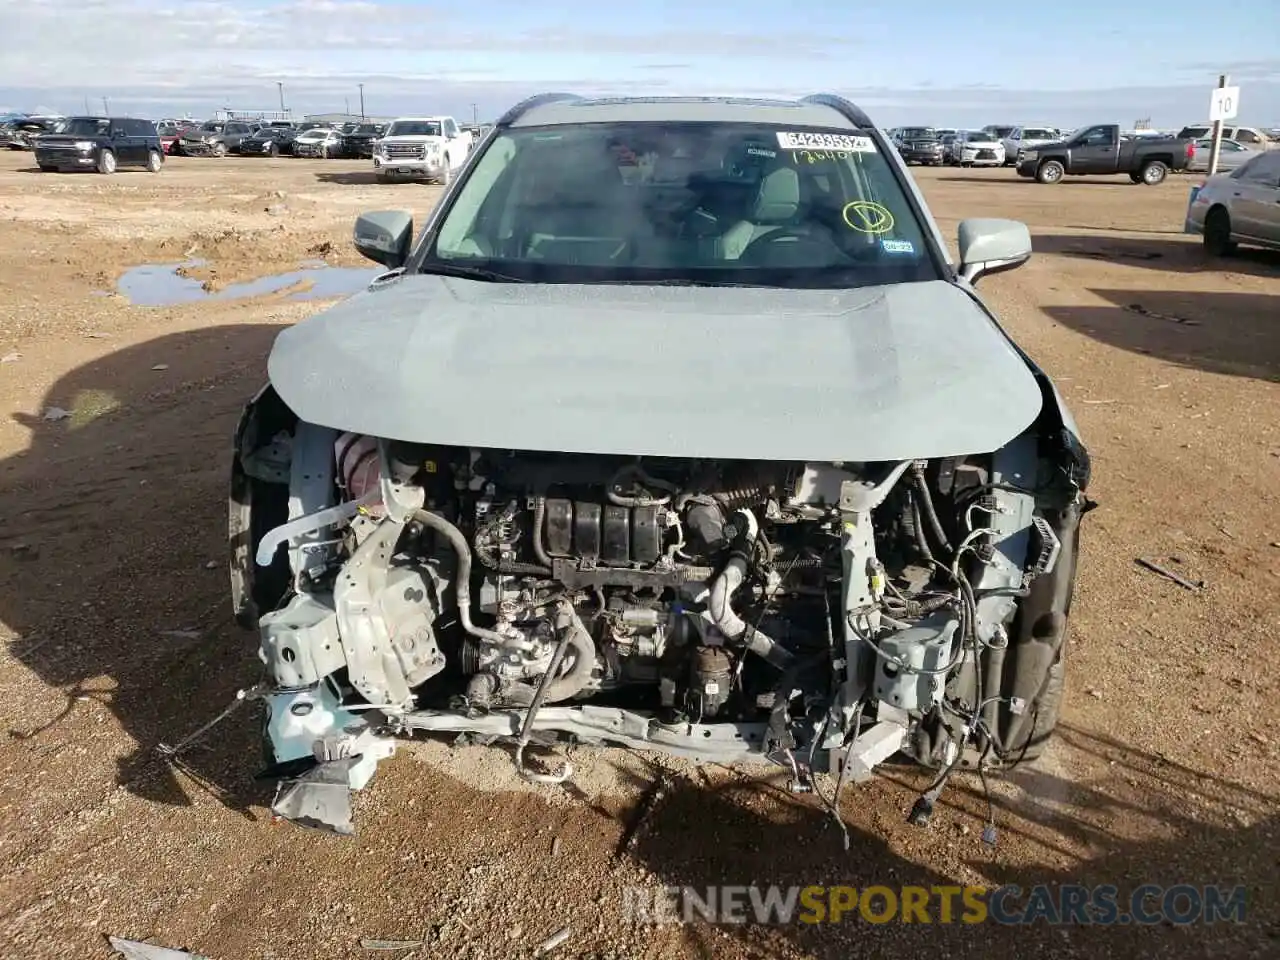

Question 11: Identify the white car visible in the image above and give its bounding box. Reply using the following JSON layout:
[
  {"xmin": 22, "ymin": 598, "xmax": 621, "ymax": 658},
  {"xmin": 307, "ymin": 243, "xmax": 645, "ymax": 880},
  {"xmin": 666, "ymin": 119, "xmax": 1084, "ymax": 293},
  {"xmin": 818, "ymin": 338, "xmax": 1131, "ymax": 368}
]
[
  {"xmin": 1002, "ymin": 126, "xmax": 1060, "ymax": 166},
  {"xmin": 949, "ymin": 130, "xmax": 1006, "ymax": 167},
  {"xmin": 293, "ymin": 127, "xmax": 343, "ymax": 158},
  {"xmin": 1185, "ymin": 150, "xmax": 1280, "ymax": 255},
  {"xmin": 372, "ymin": 115, "xmax": 474, "ymax": 184}
]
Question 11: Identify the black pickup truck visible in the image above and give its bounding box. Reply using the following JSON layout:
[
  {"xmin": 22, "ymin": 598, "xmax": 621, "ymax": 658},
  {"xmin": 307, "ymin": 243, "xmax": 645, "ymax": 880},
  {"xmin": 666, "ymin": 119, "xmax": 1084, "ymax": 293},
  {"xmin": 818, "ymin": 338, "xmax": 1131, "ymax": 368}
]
[{"xmin": 1015, "ymin": 124, "xmax": 1193, "ymax": 184}]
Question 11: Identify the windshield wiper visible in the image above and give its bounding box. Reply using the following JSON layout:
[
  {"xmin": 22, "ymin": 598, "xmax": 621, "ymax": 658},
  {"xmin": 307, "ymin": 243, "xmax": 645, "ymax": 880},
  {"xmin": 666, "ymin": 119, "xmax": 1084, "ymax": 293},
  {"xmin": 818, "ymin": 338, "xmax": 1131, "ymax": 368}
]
[{"xmin": 416, "ymin": 262, "xmax": 524, "ymax": 283}]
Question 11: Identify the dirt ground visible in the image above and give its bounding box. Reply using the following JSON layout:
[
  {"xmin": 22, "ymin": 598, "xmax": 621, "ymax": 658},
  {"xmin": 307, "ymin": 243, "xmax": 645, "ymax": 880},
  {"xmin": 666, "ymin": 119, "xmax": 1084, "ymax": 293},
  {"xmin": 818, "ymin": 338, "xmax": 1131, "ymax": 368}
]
[{"xmin": 0, "ymin": 151, "xmax": 1277, "ymax": 960}]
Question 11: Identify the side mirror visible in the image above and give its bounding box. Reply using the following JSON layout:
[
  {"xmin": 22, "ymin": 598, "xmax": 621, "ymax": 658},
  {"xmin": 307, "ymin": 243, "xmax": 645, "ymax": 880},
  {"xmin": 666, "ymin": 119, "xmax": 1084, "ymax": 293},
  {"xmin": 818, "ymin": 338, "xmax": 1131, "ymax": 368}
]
[
  {"xmin": 957, "ymin": 218, "xmax": 1031, "ymax": 283},
  {"xmin": 354, "ymin": 210, "xmax": 414, "ymax": 269}
]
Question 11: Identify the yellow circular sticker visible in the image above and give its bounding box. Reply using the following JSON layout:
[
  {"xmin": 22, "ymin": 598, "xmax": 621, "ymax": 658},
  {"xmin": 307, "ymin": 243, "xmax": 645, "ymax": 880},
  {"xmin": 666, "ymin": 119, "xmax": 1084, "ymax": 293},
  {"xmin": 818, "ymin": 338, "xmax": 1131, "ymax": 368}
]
[{"xmin": 841, "ymin": 201, "xmax": 895, "ymax": 234}]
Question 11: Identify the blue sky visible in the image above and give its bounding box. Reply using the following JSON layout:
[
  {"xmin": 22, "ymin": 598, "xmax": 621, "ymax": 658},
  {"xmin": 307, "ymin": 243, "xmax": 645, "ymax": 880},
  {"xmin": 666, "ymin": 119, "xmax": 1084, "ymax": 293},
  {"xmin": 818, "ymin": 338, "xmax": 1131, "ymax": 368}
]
[{"xmin": 1, "ymin": 0, "xmax": 1278, "ymax": 126}]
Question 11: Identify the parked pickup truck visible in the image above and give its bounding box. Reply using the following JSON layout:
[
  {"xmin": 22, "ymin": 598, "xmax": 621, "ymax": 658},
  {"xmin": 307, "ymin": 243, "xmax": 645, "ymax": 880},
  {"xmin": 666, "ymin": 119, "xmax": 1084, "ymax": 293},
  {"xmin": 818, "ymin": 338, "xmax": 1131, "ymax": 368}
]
[
  {"xmin": 1015, "ymin": 123, "xmax": 1193, "ymax": 184},
  {"xmin": 372, "ymin": 115, "xmax": 474, "ymax": 183}
]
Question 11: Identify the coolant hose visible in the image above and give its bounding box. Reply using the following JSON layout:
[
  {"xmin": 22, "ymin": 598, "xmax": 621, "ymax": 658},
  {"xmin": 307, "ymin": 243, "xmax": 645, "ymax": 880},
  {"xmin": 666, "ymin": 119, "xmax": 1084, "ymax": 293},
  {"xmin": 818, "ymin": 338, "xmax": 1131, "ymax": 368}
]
[
  {"xmin": 541, "ymin": 602, "xmax": 597, "ymax": 703},
  {"xmin": 531, "ymin": 497, "xmax": 554, "ymax": 567},
  {"xmin": 410, "ymin": 508, "xmax": 508, "ymax": 646},
  {"xmin": 707, "ymin": 511, "xmax": 794, "ymax": 671}
]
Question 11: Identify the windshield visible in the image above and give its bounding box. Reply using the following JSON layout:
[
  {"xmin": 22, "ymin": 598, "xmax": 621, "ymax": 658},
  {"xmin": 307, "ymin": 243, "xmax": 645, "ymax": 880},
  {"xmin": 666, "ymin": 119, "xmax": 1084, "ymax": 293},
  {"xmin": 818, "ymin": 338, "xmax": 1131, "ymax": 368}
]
[
  {"xmin": 899, "ymin": 128, "xmax": 936, "ymax": 138},
  {"xmin": 199, "ymin": 122, "xmax": 224, "ymax": 133},
  {"xmin": 61, "ymin": 118, "xmax": 110, "ymax": 137},
  {"xmin": 1020, "ymin": 128, "xmax": 1056, "ymax": 140},
  {"xmin": 963, "ymin": 131, "xmax": 993, "ymax": 142},
  {"xmin": 422, "ymin": 121, "xmax": 938, "ymax": 289},
  {"xmin": 351, "ymin": 124, "xmax": 382, "ymax": 135},
  {"xmin": 387, "ymin": 120, "xmax": 442, "ymax": 137},
  {"xmin": 301, "ymin": 128, "xmax": 333, "ymax": 137},
  {"xmin": 986, "ymin": 126, "xmax": 1015, "ymax": 138}
]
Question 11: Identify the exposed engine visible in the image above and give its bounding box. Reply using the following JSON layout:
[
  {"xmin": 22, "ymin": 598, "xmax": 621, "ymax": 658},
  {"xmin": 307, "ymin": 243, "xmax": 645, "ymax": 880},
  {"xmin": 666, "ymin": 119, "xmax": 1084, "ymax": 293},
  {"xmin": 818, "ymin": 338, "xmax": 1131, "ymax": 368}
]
[
  {"xmin": 344, "ymin": 442, "xmax": 847, "ymax": 725},
  {"xmin": 235, "ymin": 407, "xmax": 1086, "ymax": 834}
]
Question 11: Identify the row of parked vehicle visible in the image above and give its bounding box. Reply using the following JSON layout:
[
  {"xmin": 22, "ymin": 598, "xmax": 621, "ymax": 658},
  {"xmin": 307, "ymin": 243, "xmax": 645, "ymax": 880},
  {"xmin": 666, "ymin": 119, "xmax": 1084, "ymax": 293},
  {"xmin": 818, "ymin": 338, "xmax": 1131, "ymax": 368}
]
[
  {"xmin": 886, "ymin": 125, "xmax": 1067, "ymax": 167},
  {"xmin": 883, "ymin": 121, "xmax": 1280, "ymax": 186},
  {"xmin": 156, "ymin": 118, "xmax": 389, "ymax": 158},
  {"xmin": 9, "ymin": 112, "xmax": 497, "ymax": 176},
  {"xmin": 887, "ymin": 122, "xmax": 1279, "ymax": 172}
]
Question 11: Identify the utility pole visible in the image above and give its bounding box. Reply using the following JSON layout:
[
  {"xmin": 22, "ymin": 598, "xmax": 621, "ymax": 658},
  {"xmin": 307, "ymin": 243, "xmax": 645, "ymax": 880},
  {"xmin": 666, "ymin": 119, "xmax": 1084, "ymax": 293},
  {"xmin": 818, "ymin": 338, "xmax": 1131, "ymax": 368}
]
[
  {"xmin": 1207, "ymin": 74, "xmax": 1228, "ymax": 177},
  {"xmin": 358, "ymin": 83, "xmax": 365, "ymax": 119},
  {"xmin": 278, "ymin": 82, "xmax": 285, "ymax": 112}
]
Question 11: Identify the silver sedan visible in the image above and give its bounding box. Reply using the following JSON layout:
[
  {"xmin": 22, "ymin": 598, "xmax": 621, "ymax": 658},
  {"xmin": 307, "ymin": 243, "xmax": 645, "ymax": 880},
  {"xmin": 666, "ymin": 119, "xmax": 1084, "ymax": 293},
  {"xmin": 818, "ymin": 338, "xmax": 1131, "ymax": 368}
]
[
  {"xmin": 1186, "ymin": 137, "xmax": 1260, "ymax": 173},
  {"xmin": 1185, "ymin": 150, "xmax": 1280, "ymax": 255}
]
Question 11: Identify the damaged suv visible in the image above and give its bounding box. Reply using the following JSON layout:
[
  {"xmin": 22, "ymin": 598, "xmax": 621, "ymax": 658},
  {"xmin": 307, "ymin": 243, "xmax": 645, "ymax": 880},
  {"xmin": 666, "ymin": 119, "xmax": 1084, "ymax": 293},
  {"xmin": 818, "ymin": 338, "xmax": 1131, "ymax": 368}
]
[{"xmin": 231, "ymin": 93, "xmax": 1091, "ymax": 835}]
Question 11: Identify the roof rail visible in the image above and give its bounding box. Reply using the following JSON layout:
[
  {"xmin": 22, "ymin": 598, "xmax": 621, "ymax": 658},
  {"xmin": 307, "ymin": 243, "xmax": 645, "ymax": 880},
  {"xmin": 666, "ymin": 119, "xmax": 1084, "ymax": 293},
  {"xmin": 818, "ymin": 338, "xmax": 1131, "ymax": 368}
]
[
  {"xmin": 800, "ymin": 94, "xmax": 874, "ymax": 130},
  {"xmin": 495, "ymin": 92, "xmax": 585, "ymax": 128}
]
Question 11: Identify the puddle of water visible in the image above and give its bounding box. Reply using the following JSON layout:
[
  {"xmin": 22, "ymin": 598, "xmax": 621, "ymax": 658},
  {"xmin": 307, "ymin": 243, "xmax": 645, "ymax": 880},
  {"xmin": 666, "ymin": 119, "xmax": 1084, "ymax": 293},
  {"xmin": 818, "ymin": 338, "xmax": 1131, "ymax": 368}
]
[{"xmin": 116, "ymin": 259, "xmax": 381, "ymax": 307}]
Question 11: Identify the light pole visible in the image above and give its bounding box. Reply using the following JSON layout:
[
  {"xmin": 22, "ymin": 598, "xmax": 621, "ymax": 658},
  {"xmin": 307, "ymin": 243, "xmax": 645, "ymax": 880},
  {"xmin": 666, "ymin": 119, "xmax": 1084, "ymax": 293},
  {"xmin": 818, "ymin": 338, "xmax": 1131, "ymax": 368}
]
[
  {"xmin": 102, "ymin": 97, "xmax": 109, "ymax": 114},
  {"xmin": 358, "ymin": 83, "xmax": 365, "ymax": 119},
  {"xmin": 277, "ymin": 82, "xmax": 285, "ymax": 112},
  {"xmin": 472, "ymin": 103, "xmax": 478, "ymax": 125}
]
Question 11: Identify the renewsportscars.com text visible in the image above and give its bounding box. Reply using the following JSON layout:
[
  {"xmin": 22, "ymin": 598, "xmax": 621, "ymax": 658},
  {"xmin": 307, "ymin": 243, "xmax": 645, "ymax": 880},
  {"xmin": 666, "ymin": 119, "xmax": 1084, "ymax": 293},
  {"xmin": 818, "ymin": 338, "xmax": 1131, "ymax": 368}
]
[{"xmin": 622, "ymin": 883, "xmax": 1248, "ymax": 926}]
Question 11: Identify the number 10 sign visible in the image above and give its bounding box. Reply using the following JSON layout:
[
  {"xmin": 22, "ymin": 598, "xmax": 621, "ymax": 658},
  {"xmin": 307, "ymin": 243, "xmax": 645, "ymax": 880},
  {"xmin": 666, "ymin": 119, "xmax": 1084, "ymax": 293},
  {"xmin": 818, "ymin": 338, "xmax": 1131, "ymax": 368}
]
[{"xmin": 1209, "ymin": 86, "xmax": 1240, "ymax": 122}]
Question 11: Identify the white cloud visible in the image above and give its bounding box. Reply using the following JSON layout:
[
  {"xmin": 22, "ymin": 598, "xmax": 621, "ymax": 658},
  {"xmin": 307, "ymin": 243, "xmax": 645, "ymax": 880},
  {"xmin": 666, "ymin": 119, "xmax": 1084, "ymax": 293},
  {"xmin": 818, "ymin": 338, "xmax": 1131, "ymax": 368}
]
[{"xmin": 1, "ymin": 0, "xmax": 1277, "ymax": 126}]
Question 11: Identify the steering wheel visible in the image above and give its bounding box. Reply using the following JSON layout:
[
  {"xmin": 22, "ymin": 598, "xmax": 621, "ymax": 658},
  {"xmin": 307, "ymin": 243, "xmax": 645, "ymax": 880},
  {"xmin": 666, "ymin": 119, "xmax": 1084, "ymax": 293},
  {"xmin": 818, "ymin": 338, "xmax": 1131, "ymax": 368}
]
[{"xmin": 739, "ymin": 227, "xmax": 847, "ymax": 267}]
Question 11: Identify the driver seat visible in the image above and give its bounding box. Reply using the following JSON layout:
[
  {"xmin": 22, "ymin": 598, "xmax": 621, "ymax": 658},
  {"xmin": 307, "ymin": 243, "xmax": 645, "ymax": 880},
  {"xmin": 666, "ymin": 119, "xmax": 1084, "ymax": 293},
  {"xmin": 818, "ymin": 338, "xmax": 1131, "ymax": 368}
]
[{"xmin": 720, "ymin": 165, "xmax": 804, "ymax": 260}]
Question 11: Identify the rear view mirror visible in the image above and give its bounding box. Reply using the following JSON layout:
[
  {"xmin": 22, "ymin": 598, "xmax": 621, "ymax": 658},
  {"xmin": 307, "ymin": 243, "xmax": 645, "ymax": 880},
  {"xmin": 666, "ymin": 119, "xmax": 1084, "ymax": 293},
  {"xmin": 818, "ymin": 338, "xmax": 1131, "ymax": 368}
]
[
  {"xmin": 957, "ymin": 218, "xmax": 1032, "ymax": 283},
  {"xmin": 354, "ymin": 210, "xmax": 413, "ymax": 269}
]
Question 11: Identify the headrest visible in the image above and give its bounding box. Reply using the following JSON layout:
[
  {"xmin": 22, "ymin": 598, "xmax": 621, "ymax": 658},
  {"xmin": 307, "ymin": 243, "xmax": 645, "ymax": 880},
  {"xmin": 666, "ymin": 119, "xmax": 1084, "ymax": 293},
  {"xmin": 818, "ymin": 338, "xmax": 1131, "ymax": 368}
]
[{"xmin": 751, "ymin": 166, "xmax": 801, "ymax": 224}]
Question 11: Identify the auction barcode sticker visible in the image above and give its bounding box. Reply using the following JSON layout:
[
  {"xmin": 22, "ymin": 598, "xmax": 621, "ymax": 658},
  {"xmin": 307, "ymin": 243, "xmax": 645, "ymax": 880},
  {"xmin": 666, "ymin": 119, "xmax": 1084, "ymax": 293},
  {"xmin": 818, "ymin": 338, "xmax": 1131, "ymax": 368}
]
[{"xmin": 776, "ymin": 131, "xmax": 877, "ymax": 152}]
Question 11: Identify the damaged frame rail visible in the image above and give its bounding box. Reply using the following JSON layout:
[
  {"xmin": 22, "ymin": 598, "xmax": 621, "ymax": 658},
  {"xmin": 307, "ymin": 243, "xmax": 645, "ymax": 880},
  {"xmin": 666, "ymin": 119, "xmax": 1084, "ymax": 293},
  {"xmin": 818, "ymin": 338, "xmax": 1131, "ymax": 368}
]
[{"xmin": 267, "ymin": 702, "xmax": 910, "ymax": 836}]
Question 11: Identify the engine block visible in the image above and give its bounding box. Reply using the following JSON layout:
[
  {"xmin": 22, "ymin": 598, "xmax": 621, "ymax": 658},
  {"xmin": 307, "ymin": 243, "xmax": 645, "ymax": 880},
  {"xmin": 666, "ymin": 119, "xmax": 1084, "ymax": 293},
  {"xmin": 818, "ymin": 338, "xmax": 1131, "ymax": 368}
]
[{"xmin": 543, "ymin": 498, "xmax": 664, "ymax": 566}]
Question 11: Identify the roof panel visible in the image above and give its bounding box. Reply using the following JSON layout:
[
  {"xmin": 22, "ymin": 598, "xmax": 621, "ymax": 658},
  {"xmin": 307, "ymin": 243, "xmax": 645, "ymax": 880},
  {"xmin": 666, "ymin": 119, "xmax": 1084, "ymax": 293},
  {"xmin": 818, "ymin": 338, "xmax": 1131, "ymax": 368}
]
[{"xmin": 510, "ymin": 96, "xmax": 861, "ymax": 129}]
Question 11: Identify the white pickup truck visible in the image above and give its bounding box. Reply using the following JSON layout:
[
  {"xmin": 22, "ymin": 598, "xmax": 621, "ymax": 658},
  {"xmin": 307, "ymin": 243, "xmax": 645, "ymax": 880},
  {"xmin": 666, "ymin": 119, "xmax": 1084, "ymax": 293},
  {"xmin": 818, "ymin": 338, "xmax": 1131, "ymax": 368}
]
[{"xmin": 372, "ymin": 115, "xmax": 474, "ymax": 183}]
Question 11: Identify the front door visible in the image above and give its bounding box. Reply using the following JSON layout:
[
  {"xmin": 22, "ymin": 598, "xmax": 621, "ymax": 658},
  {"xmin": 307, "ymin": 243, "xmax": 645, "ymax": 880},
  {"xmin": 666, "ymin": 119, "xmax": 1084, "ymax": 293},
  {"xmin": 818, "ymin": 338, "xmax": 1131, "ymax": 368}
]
[
  {"xmin": 111, "ymin": 122, "xmax": 141, "ymax": 164},
  {"xmin": 1070, "ymin": 125, "xmax": 1119, "ymax": 175},
  {"xmin": 1231, "ymin": 152, "xmax": 1280, "ymax": 243}
]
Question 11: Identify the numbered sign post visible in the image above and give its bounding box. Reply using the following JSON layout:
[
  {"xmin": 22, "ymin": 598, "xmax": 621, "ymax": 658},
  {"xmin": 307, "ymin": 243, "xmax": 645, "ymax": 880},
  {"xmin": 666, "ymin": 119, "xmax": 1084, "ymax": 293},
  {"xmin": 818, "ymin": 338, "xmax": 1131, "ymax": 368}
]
[
  {"xmin": 1209, "ymin": 86, "xmax": 1240, "ymax": 123},
  {"xmin": 1206, "ymin": 77, "xmax": 1239, "ymax": 177}
]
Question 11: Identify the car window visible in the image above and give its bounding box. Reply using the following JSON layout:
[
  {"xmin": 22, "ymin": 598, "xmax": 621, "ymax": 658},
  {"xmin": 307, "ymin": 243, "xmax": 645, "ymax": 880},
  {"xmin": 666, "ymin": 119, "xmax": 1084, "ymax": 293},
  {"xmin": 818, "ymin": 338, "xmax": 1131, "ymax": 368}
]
[
  {"xmin": 428, "ymin": 122, "xmax": 938, "ymax": 288},
  {"xmin": 62, "ymin": 118, "xmax": 110, "ymax": 137},
  {"xmin": 387, "ymin": 120, "xmax": 442, "ymax": 137},
  {"xmin": 1236, "ymin": 151, "xmax": 1280, "ymax": 184},
  {"xmin": 1077, "ymin": 126, "xmax": 1116, "ymax": 146},
  {"xmin": 1021, "ymin": 128, "xmax": 1055, "ymax": 139},
  {"xmin": 1234, "ymin": 129, "xmax": 1261, "ymax": 144}
]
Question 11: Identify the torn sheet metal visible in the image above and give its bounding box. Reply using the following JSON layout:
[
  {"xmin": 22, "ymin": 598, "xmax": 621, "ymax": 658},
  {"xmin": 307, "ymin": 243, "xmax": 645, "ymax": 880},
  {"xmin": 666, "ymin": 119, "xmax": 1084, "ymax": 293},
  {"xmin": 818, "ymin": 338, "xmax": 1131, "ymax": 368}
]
[
  {"xmin": 271, "ymin": 756, "xmax": 360, "ymax": 835},
  {"xmin": 109, "ymin": 937, "xmax": 212, "ymax": 960}
]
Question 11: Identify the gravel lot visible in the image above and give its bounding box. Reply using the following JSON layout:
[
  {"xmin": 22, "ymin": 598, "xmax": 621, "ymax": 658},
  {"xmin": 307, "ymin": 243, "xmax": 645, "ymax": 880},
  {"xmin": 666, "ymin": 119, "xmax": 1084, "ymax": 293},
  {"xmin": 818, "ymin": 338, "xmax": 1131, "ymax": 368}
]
[{"xmin": 0, "ymin": 151, "xmax": 1277, "ymax": 960}]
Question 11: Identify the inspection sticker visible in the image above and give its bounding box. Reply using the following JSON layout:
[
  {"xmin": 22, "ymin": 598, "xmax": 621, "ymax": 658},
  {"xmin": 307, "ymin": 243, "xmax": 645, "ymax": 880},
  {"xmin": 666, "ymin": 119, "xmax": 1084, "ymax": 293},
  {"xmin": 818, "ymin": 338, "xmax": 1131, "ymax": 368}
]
[
  {"xmin": 880, "ymin": 239, "xmax": 915, "ymax": 254},
  {"xmin": 776, "ymin": 131, "xmax": 877, "ymax": 152}
]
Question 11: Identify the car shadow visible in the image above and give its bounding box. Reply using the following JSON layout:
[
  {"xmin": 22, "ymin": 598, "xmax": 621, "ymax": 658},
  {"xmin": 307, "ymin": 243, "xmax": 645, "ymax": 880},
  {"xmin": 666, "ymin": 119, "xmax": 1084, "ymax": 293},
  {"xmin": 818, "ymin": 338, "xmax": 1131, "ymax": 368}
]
[
  {"xmin": 313, "ymin": 170, "xmax": 391, "ymax": 186},
  {"xmin": 932, "ymin": 174, "xmax": 1034, "ymax": 184},
  {"xmin": 3, "ymin": 323, "xmax": 284, "ymax": 816},
  {"xmin": 1041, "ymin": 287, "xmax": 1280, "ymax": 382},
  {"xmin": 624, "ymin": 723, "xmax": 1276, "ymax": 957},
  {"xmin": 1033, "ymin": 232, "xmax": 1280, "ymax": 277}
]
